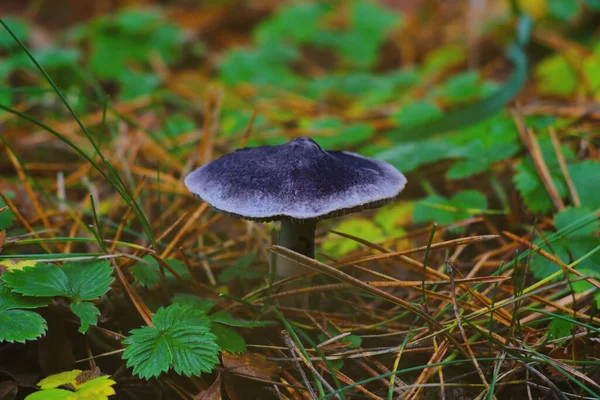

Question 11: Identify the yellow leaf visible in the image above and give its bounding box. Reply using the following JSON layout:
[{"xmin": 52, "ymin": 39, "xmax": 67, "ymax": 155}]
[
  {"xmin": 518, "ymin": 0, "xmax": 547, "ymax": 19},
  {"xmin": 75, "ymin": 375, "xmax": 116, "ymax": 399},
  {"xmin": 374, "ymin": 202, "xmax": 414, "ymax": 232},
  {"xmin": 38, "ymin": 370, "xmax": 82, "ymax": 390},
  {"xmin": 0, "ymin": 259, "xmax": 37, "ymax": 271},
  {"xmin": 323, "ymin": 218, "xmax": 384, "ymax": 258}
]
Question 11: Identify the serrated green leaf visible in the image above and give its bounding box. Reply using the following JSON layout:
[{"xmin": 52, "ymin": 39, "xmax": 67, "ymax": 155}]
[
  {"xmin": 2, "ymin": 263, "xmax": 70, "ymax": 297},
  {"xmin": 130, "ymin": 257, "xmax": 159, "ymax": 287},
  {"xmin": 131, "ymin": 255, "xmax": 189, "ymax": 287},
  {"xmin": 531, "ymin": 208, "xmax": 600, "ymax": 280},
  {"xmin": 71, "ymin": 302, "xmax": 100, "ymax": 334},
  {"xmin": 0, "ymin": 284, "xmax": 51, "ymax": 311},
  {"xmin": 218, "ymin": 253, "xmax": 263, "ymax": 283},
  {"xmin": 123, "ymin": 305, "xmax": 220, "ymax": 379},
  {"xmin": 0, "ymin": 309, "xmax": 47, "ymax": 343},
  {"xmin": 61, "ymin": 260, "xmax": 113, "ymax": 301},
  {"xmin": 210, "ymin": 310, "xmax": 273, "ymax": 328},
  {"xmin": 547, "ymin": 317, "xmax": 573, "ymax": 344},
  {"xmin": 171, "ymin": 293, "xmax": 216, "ymax": 314},
  {"xmin": 568, "ymin": 161, "xmax": 600, "ymax": 209},
  {"xmin": 0, "ymin": 191, "xmax": 16, "ymax": 230},
  {"xmin": 554, "ymin": 207, "xmax": 599, "ymax": 237},
  {"xmin": 513, "ymin": 139, "xmax": 573, "ymax": 214},
  {"xmin": 212, "ymin": 323, "xmax": 246, "ymax": 353}
]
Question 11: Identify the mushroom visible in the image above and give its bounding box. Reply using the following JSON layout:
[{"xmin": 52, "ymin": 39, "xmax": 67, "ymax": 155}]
[{"xmin": 184, "ymin": 137, "xmax": 407, "ymax": 293}]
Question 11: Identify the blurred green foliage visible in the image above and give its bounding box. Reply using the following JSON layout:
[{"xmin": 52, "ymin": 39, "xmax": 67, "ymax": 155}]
[{"xmin": 0, "ymin": 0, "xmax": 598, "ymax": 291}]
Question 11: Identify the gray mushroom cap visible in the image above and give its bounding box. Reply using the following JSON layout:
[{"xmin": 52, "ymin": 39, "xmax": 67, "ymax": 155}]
[{"xmin": 184, "ymin": 137, "xmax": 407, "ymax": 222}]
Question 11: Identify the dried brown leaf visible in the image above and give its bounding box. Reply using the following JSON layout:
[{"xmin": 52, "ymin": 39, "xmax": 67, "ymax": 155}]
[{"xmin": 194, "ymin": 375, "xmax": 222, "ymax": 400}]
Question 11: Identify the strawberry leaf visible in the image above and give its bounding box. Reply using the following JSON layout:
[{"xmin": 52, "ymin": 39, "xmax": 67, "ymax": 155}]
[{"xmin": 122, "ymin": 305, "xmax": 220, "ymax": 379}]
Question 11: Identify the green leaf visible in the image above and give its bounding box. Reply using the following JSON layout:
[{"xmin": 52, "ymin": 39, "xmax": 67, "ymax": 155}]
[
  {"xmin": 0, "ymin": 309, "xmax": 47, "ymax": 343},
  {"xmin": 312, "ymin": 123, "xmax": 373, "ymax": 149},
  {"xmin": 377, "ymin": 138, "xmax": 474, "ymax": 173},
  {"xmin": 0, "ymin": 284, "xmax": 48, "ymax": 342},
  {"xmin": 61, "ymin": 260, "xmax": 113, "ymax": 301},
  {"xmin": 548, "ymin": 0, "xmax": 581, "ymax": 21},
  {"xmin": 583, "ymin": 0, "xmax": 600, "ymax": 10},
  {"xmin": 547, "ymin": 317, "xmax": 573, "ymax": 344},
  {"xmin": 447, "ymin": 158, "xmax": 490, "ymax": 180},
  {"xmin": 161, "ymin": 114, "xmax": 196, "ymax": 139},
  {"xmin": 568, "ymin": 161, "xmax": 600, "ymax": 209},
  {"xmin": 2, "ymin": 263, "xmax": 71, "ymax": 297},
  {"xmin": 32, "ymin": 48, "xmax": 80, "ymax": 69},
  {"xmin": 379, "ymin": 32, "xmax": 529, "ymax": 143},
  {"xmin": 435, "ymin": 71, "xmax": 491, "ymax": 105},
  {"xmin": 86, "ymin": 10, "xmax": 182, "ymax": 79},
  {"xmin": 123, "ymin": 305, "xmax": 220, "ymax": 379},
  {"xmin": 394, "ymin": 102, "xmax": 443, "ymax": 127},
  {"xmin": 0, "ymin": 191, "xmax": 16, "ymax": 230},
  {"xmin": 513, "ymin": 139, "xmax": 573, "ymax": 214},
  {"xmin": 71, "ymin": 302, "xmax": 100, "ymax": 334},
  {"xmin": 210, "ymin": 310, "xmax": 273, "ymax": 328},
  {"xmin": 254, "ymin": 3, "xmax": 328, "ymax": 44},
  {"xmin": 2, "ymin": 261, "xmax": 112, "ymax": 335},
  {"xmin": 413, "ymin": 190, "xmax": 488, "ymax": 232},
  {"xmin": 130, "ymin": 256, "xmax": 159, "ymax": 287},
  {"xmin": 212, "ymin": 323, "xmax": 246, "ymax": 353},
  {"xmin": 535, "ymin": 54, "xmax": 578, "ymax": 97},
  {"xmin": 531, "ymin": 208, "xmax": 600, "ymax": 280},
  {"xmin": 0, "ymin": 283, "xmax": 51, "ymax": 311},
  {"xmin": 171, "ymin": 293, "xmax": 216, "ymax": 314},
  {"xmin": 312, "ymin": 1, "xmax": 400, "ymax": 69},
  {"xmin": 131, "ymin": 255, "xmax": 189, "ymax": 287},
  {"xmin": 447, "ymin": 141, "xmax": 519, "ymax": 180},
  {"xmin": 119, "ymin": 71, "xmax": 161, "ymax": 100},
  {"xmin": 218, "ymin": 253, "xmax": 263, "ymax": 283},
  {"xmin": 554, "ymin": 207, "xmax": 599, "ymax": 237},
  {"xmin": 421, "ymin": 44, "xmax": 466, "ymax": 79},
  {"xmin": 219, "ymin": 45, "xmax": 299, "ymax": 87},
  {"xmin": 0, "ymin": 17, "xmax": 29, "ymax": 50}
]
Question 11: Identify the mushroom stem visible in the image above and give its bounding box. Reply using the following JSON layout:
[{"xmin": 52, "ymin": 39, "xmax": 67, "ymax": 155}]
[{"xmin": 276, "ymin": 218, "xmax": 316, "ymax": 278}]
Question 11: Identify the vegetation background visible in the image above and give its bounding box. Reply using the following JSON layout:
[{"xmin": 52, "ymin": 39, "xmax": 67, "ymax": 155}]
[{"xmin": 0, "ymin": 0, "xmax": 599, "ymax": 398}]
